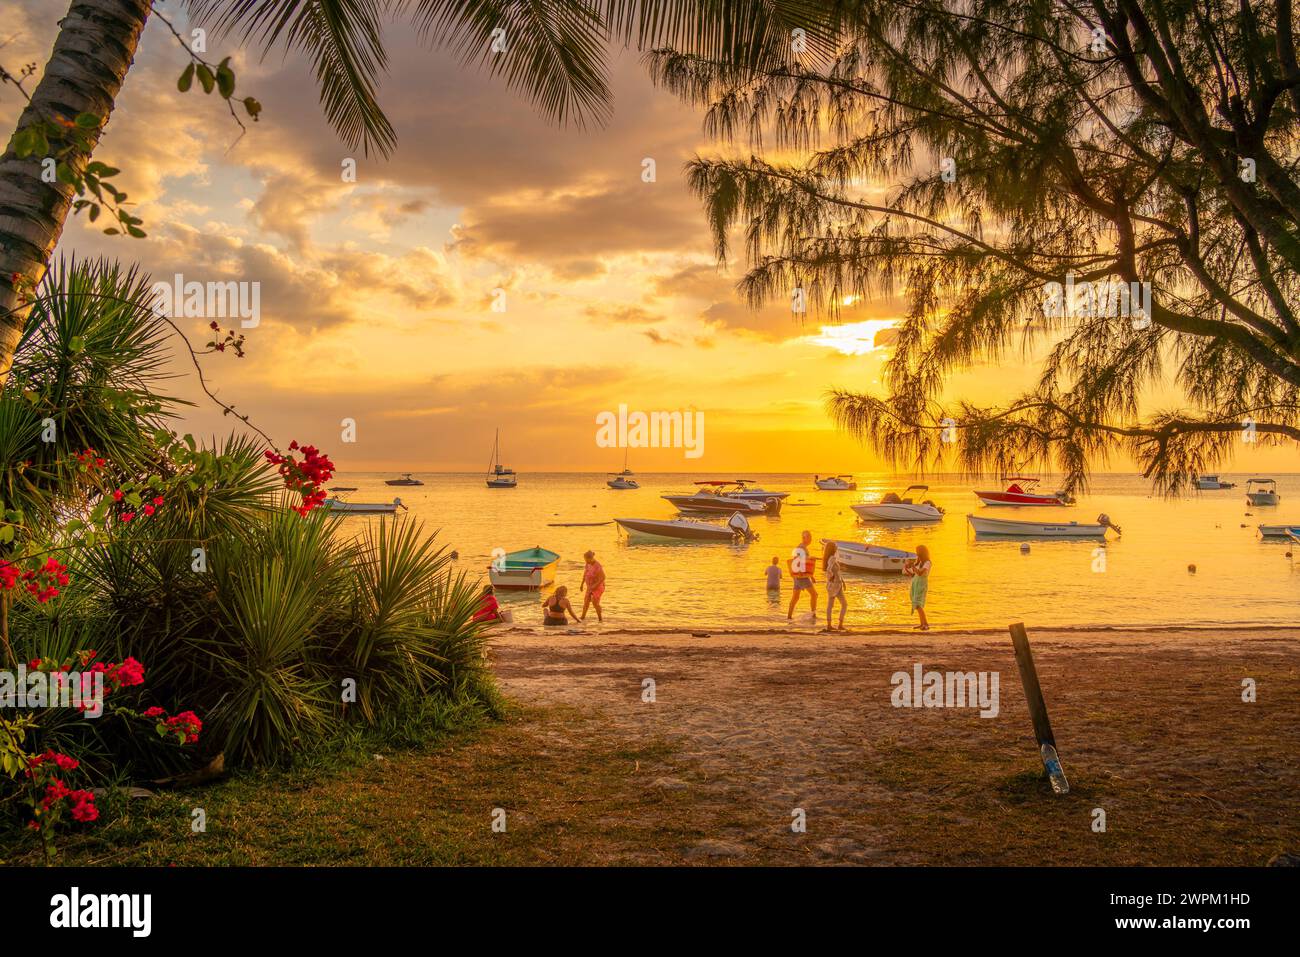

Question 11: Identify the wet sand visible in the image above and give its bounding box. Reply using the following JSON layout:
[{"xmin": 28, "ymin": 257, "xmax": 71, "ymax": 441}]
[{"xmin": 488, "ymin": 624, "xmax": 1300, "ymax": 864}]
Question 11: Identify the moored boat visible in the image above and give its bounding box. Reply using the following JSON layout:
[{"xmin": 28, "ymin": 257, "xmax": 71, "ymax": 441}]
[
  {"xmin": 967, "ymin": 513, "xmax": 1120, "ymax": 537},
  {"xmin": 385, "ymin": 473, "xmax": 424, "ymax": 487},
  {"xmin": 488, "ymin": 547, "xmax": 559, "ymax": 589},
  {"xmin": 852, "ymin": 485, "xmax": 944, "ymax": 522},
  {"xmin": 607, "ymin": 450, "xmax": 638, "ymax": 488},
  {"xmin": 663, "ymin": 482, "xmax": 772, "ymax": 515},
  {"xmin": 814, "ymin": 474, "xmax": 857, "ymax": 491},
  {"xmin": 1246, "ymin": 478, "xmax": 1279, "ymax": 506},
  {"xmin": 1257, "ymin": 523, "xmax": 1300, "ymax": 538},
  {"xmin": 1195, "ymin": 474, "xmax": 1235, "ymax": 490},
  {"xmin": 615, "ymin": 512, "xmax": 756, "ymax": 543},
  {"xmin": 486, "ymin": 429, "xmax": 517, "ymax": 488},
  {"xmin": 973, "ymin": 477, "xmax": 1074, "ymax": 507},
  {"xmin": 822, "ymin": 539, "xmax": 916, "ymax": 573},
  {"xmin": 322, "ymin": 497, "xmax": 407, "ymax": 515}
]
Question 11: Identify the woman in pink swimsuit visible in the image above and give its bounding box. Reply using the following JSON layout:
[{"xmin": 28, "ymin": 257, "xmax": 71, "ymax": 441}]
[{"xmin": 580, "ymin": 549, "xmax": 606, "ymax": 622}]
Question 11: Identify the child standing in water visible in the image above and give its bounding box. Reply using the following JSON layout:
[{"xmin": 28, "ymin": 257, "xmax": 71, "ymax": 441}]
[
  {"xmin": 903, "ymin": 544, "xmax": 931, "ymax": 631},
  {"xmin": 823, "ymin": 541, "xmax": 846, "ymax": 631},
  {"xmin": 765, "ymin": 556, "xmax": 782, "ymax": 594}
]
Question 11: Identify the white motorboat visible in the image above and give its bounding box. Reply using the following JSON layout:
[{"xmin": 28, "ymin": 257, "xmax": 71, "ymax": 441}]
[
  {"xmin": 1246, "ymin": 478, "xmax": 1279, "ymax": 506},
  {"xmin": 822, "ymin": 539, "xmax": 916, "ymax": 573},
  {"xmin": 967, "ymin": 513, "xmax": 1120, "ymax": 538},
  {"xmin": 615, "ymin": 512, "xmax": 756, "ymax": 543},
  {"xmin": 607, "ymin": 449, "xmax": 638, "ymax": 488},
  {"xmin": 662, "ymin": 482, "xmax": 771, "ymax": 515},
  {"xmin": 814, "ymin": 474, "xmax": 857, "ymax": 491},
  {"xmin": 385, "ymin": 473, "xmax": 424, "ymax": 487},
  {"xmin": 1257, "ymin": 523, "xmax": 1300, "ymax": 538},
  {"xmin": 852, "ymin": 485, "xmax": 945, "ymax": 522},
  {"xmin": 322, "ymin": 497, "xmax": 407, "ymax": 515},
  {"xmin": 486, "ymin": 429, "xmax": 517, "ymax": 488},
  {"xmin": 1195, "ymin": 474, "xmax": 1235, "ymax": 490},
  {"xmin": 727, "ymin": 480, "xmax": 789, "ymax": 509},
  {"xmin": 488, "ymin": 547, "xmax": 559, "ymax": 589}
]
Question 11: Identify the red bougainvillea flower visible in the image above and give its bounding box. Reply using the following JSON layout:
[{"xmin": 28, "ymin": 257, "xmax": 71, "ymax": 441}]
[
  {"xmin": 265, "ymin": 441, "xmax": 335, "ymax": 517},
  {"xmin": 142, "ymin": 706, "xmax": 165, "ymax": 718},
  {"xmin": 112, "ymin": 489, "xmax": 123, "ymax": 502}
]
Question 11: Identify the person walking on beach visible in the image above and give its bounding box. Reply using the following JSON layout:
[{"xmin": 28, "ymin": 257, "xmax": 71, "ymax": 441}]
[
  {"xmin": 787, "ymin": 530, "xmax": 818, "ymax": 619},
  {"xmin": 823, "ymin": 541, "xmax": 846, "ymax": 631},
  {"xmin": 903, "ymin": 544, "xmax": 932, "ymax": 631},
  {"xmin": 765, "ymin": 556, "xmax": 782, "ymax": 593},
  {"xmin": 580, "ymin": 550, "xmax": 605, "ymax": 622},
  {"xmin": 542, "ymin": 585, "xmax": 580, "ymax": 626}
]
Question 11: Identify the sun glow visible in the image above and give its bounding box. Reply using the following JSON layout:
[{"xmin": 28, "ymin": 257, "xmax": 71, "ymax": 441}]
[{"xmin": 807, "ymin": 320, "xmax": 900, "ymax": 356}]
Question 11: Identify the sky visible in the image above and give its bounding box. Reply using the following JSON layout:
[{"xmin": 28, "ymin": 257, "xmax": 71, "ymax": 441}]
[{"xmin": 3, "ymin": 0, "xmax": 1293, "ymax": 475}]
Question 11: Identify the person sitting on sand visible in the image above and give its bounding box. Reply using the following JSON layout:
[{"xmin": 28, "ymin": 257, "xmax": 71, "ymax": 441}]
[
  {"xmin": 542, "ymin": 585, "xmax": 580, "ymax": 627},
  {"xmin": 580, "ymin": 550, "xmax": 605, "ymax": 622},
  {"xmin": 787, "ymin": 530, "xmax": 818, "ymax": 620},
  {"xmin": 473, "ymin": 584, "xmax": 503, "ymax": 624},
  {"xmin": 903, "ymin": 544, "xmax": 932, "ymax": 631},
  {"xmin": 823, "ymin": 541, "xmax": 846, "ymax": 631},
  {"xmin": 765, "ymin": 556, "xmax": 782, "ymax": 592}
]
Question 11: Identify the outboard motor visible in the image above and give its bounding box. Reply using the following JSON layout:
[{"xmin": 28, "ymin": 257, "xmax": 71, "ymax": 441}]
[
  {"xmin": 727, "ymin": 511, "xmax": 756, "ymax": 542},
  {"xmin": 764, "ymin": 496, "xmax": 782, "ymax": 515},
  {"xmin": 1097, "ymin": 513, "xmax": 1121, "ymax": 537}
]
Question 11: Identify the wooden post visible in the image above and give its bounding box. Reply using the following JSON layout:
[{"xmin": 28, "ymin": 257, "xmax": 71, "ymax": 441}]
[{"xmin": 1009, "ymin": 622, "xmax": 1069, "ymax": 794}]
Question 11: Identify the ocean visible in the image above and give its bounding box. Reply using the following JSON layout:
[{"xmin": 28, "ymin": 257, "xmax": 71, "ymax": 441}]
[{"xmin": 324, "ymin": 471, "xmax": 1300, "ymax": 630}]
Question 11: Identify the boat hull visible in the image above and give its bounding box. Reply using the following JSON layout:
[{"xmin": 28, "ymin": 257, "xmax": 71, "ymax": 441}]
[
  {"xmin": 815, "ymin": 479, "xmax": 856, "ymax": 491},
  {"xmin": 967, "ymin": 514, "xmax": 1106, "ymax": 537},
  {"xmin": 1258, "ymin": 524, "xmax": 1300, "ymax": 538},
  {"xmin": 973, "ymin": 491, "xmax": 1068, "ymax": 506},
  {"xmin": 607, "ymin": 478, "xmax": 639, "ymax": 489},
  {"xmin": 1247, "ymin": 492, "xmax": 1280, "ymax": 506},
  {"xmin": 615, "ymin": 518, "xmax": 749, "ymax": 542},
  {"xmin": 488, "ymin": 549, "xmax": 559, "ymax": 589},
  {"xmin": 823, "ymin": 539, "xmax": 916, "ymax": 573},
  {"xmin": 852, "ymin": 502, "xmax": 943, "ymax": 522},
  {"xmin": 663, "ymin": 494, "xmax": 767, "ymax": 515},
  {"xmin": 322, "ymin": 499, "xmax": 400, "ymax": 515},
  {"xmin": 486, "ymin": 478, "xmax": 517, "ymax": 488}
]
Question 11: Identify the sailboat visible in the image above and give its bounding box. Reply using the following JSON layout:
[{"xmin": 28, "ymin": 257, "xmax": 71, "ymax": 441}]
[
  {"xmin": 485, "ymin": 429, "xmax": 517, "ymax": 488},
  {"xmin": 607, "ymin": 449, "xmax": 638, "ymax": 489}
]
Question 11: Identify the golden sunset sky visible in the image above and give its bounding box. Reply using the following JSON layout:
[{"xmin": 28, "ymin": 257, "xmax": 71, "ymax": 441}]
[{"xmin": 5, "ymin": 1, "xmax": 1293, "ymax": 475}]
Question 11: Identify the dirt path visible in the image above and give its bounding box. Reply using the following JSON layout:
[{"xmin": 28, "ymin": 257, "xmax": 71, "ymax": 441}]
[{"xmin": 489, "ymin": 626, "xmax": 1300, "ymax": 865}]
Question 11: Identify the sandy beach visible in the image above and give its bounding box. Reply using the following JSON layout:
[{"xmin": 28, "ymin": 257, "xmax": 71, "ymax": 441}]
[{"xmin": 488, "ymin": 624, "xmax": 1300, "ymax": 865}]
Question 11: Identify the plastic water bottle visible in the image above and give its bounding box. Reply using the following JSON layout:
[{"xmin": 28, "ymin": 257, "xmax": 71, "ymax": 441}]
[{"xmin": 1040, "ymin": 743, "xmax": 1070, "ymax": 795}]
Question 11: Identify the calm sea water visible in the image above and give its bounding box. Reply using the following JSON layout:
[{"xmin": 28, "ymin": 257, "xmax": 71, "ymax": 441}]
[{"xmin": 325, "ymin": 472, "xmax": 1300, "ymax": 630}]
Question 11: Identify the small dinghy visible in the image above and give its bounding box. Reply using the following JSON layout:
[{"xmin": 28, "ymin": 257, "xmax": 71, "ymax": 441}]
[
  {"xmin": 1257, "ymin": 523, "xmax": 1300, "ymax": 538},
  {"xmin": 615, "ymin": 512, "xmax": 756, "ymax": 543},
  {"xmin": 822, "ymin": 539, "xmax": 916, "ymax": 573},
  {"xmin": 322, "ymin": 497, "xmax": 407, "ymax": 515},
  {"xmin": 967, "ymin": 513, "xmax": 1120, "ymax": 538},
  {"xmin": 488, "ymin": 547, "xmax": 559, "ymax": 589}
]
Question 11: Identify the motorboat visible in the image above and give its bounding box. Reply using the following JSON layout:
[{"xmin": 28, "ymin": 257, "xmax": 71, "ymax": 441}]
[
  {"xmin": 328, "ymin": 486, "xmax": 358, "ymax": 492},
  {"xmin": 1257, "ymin": 523, "xmax": 1300, "ymax": 538},
  {"xmin": 852, "ymin": 485, "xmax": 945, "ymax": 522},
  {"xmin": 662, "ymin": 482, "xmax": 772, "ymax": 515},
  {"xmin": 384, "ymin": 473, "xmax": 424, "ymax": 487},
  {"xmin": 322, "ymin": 497, "xmax": 407, "ymax": 515},
  {"xmin": 967, "ymin": 513, "xmax": 1120, "ymax": 538},
  {"xmin": 822, "ymin": 539, "xmax": 916, "ymax": 573},
  {"xmin": 727, "ymin": 480, "xmax": 789, "ymax": 510},
  {"xmin": 607, "ymin": 449, "xmax": 638, "ymax": 489},
  {"xmin": 1246, "ymin": 478, "xmax": 1279, "ymax": 506},
  {"xmin": 486, "ymin": 429, "xmax": 517, "ymax": 488},
  {"xmin": 488, "ymin": 547, "xmax": 559, "ymax": 589},
  {"xmin": 1195, "ymin": 475, "xmax": 1235, "ymax": 490},
  {"xmin": 973, "ymin": 477, "xmax": 1074, "ymax": 507},
  {"xmin": 814, "ymin": 474, "xmax": 857, "ymax": 491},
  {"xmin": 615, "ymin": 512, "xmax": 756, "ymax": 543}
]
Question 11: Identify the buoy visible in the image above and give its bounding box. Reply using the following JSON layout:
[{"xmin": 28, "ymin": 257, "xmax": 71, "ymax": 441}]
[
  {"xmin": 450, "ymin": 550, "xmax": 459, "ymax": 560},
  {"xmin": 1020, "ymin": 543, "xmax": 1030, "ymax": 554},
  {"xmin": 1187, "ymin": 563, "xmax": 1196, "ymax": 573}
]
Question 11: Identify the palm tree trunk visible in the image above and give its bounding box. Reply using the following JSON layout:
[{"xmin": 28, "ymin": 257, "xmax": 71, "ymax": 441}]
[{"xmin": 0, "ymin": 0, "xmax": 152, "ymax": 386}]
